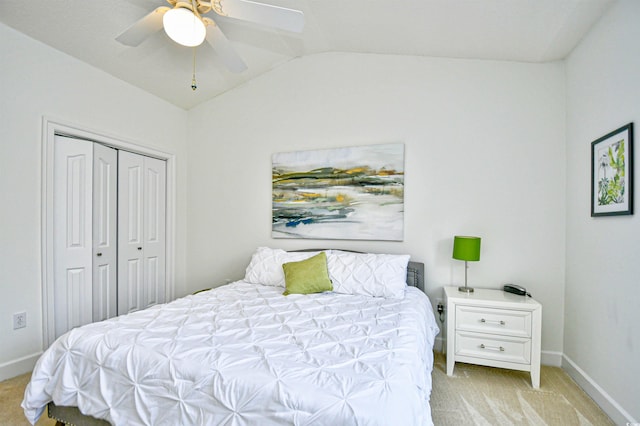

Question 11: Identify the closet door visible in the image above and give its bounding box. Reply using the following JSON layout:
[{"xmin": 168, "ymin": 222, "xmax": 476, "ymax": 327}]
[
  {"xmin": 118, "ymin": 151, "xmax": 166, "ymax": 314},
  {"xmin": 142, "ymin": 156, "xmax": 167, "ymax": 308},
  {"xmin": 53, "ymin": 136, "xmax": 93, "ymax": 338},
  {"xmin": 92, "ymin": 144, "xmax": 118, "ymax": 321}
]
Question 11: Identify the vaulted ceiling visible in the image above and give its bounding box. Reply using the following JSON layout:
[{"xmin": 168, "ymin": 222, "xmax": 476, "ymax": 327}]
[{"xmin": 0, "ymin": 0, "xmax": 615, "ymax": 109}]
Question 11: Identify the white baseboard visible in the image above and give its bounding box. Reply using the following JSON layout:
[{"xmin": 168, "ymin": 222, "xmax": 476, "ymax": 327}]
[
  {"xmin": 0, "ymin": 352, "xmax": 42, "ymax": 382},
  {"xmin": 562, "ymin": 354, "xmax": 636, "ymax": 425},
  {"xmin": 541, "ymin": 350, "xmax": 562, "ymax": 367}
]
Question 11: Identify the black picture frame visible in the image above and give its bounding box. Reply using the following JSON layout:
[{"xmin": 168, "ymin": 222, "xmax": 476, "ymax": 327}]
[{"xmin": 591, "ymin": 123, "xmax": 634, "ymax": 217}]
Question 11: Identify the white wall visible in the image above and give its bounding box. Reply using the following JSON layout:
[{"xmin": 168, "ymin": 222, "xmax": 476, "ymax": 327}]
[
  {"xmin": 187, "ymin": 52, "xmax": 566, "ymax": 357},
  {"xmin": 0, "ymin": 22, "xmax": 189, "ymax": 379},
  {"xmin": 3, "ymin": 5, "xmax": 635, "ymax": 420},
  {"xmin": 8, "ymin": 7, "xmax": 635, "ymax": 421},
  {"xmin": 565, "ymin": 0, "xmax": 640, "ymax": 423}
]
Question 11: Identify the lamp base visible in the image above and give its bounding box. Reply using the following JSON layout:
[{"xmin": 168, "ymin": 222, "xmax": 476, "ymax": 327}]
[{"xmin": 458, "ymin": 286, "xmax": 474, "ymax": 293}]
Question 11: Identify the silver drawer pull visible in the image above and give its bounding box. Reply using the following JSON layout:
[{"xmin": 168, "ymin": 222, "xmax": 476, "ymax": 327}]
[
  {"xmin": 480, "ymin": 318, "xmax": 505, "ymax": 325},
  {"xmin": 480, "ymin": 344, "xmax": 505, "ymax": 352}
]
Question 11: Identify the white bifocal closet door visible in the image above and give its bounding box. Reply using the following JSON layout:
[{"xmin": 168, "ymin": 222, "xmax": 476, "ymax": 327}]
[
  {"xmin": 142, "ymin": 156, "xmax": 167, "ymax": 308},
  {"xmin": 92, "ymin": 144, "xmax": 118, "ymax": 322},
  {"xmin": 53, "ymin": 136, "xmax": 93, "ymax": 338},
  {"xmin": 118, "ymin": 151, "xmax": 166, "ymax": 315},
  {"xmin": 52, "ymin": 136, "xmax": 166, "ymax": 339}
]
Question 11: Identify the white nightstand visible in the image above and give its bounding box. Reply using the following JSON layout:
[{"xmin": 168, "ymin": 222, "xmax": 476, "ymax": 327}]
[{"xmin": 444, "ymin": 286, "xmax": 542, "ymax": 388}]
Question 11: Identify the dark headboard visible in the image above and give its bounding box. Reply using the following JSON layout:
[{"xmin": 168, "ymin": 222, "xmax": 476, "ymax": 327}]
[
  {"xmin": 406, "ymin": 261, "xmax": 425, "ymax": 292},
  {"xmin": 290, "ymin": 249, "xmax": 425, "ymax": 292}
]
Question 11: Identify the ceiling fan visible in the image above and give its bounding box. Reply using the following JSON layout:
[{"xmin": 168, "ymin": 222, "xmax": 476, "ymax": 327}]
[{"xmin": 116, "ymin": 0, "xmax": 305, "ymax": 74}]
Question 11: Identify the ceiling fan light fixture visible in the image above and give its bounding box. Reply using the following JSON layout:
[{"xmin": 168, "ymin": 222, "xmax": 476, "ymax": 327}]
[{"xmin": 163, "ymin": 7, "xmax": 206, "ymax": 47}]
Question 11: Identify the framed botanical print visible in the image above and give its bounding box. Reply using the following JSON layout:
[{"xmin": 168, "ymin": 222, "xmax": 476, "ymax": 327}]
[{"xmin": 591, "ymin": 123, "xmax": 634, "ymax": 216}]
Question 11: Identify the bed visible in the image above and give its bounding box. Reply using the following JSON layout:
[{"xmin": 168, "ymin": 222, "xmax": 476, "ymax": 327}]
[{"xmin": 23, "ymin": 248, "xmax": 440, "ymax": 425}]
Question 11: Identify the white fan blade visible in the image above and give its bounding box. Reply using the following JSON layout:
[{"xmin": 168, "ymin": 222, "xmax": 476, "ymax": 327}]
[
  {"xmin": 116, "ymin": 6, "xmax": 170, "ymax": 46},
  {"xmin": 217, "ymin": 0, "xmax": 304, "ymax": 33},
  {"xmin": 203, "ymin": 18, "xmax": 248, "ymax": 73}
]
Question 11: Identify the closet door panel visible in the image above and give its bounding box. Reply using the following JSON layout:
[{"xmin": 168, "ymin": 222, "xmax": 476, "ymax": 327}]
[
  {"xmin": 51, "ymin": 137, "xmax": 168, "ymax": 342},
  {"xmin": 118, "ymin": 151, "xmax": 145, "ymax": 315},
  {"xmin": 53, "ymin": 136, "xmax": 93, "ymax": 338},
  {"xmin": 143, "ymin": 157, "xmax": 166, "ymax": 308},
  {"xmin": 65, "ymin": 268, "xmax": 90, "ymax": 331},
  {"xmin": 92, "ymin": 144, "xmax": 118, "ymax": 322},
  {"xmin": 126, "ymin": 258, "xmax": 143, "ymax": 311}
]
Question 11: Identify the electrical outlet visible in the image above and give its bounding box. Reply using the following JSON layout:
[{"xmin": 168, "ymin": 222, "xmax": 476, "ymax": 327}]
[{"xmin": 13, "ymin": 312, "xmax": 27, "ymax": 329}]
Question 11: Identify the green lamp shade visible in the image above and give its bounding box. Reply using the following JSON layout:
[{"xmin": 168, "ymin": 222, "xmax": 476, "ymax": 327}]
[{"xmin": 452, "ymin": 236, "xmax": 481, "ymax": 261}]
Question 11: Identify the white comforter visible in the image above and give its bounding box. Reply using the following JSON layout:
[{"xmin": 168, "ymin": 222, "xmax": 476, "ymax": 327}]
[{"xmin": 23, "ymin": 282, "xmax": 439, "ymax": 425}]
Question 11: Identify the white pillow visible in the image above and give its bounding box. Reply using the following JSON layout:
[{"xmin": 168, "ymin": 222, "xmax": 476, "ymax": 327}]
[
  {"xmin": 244, "ymin": 247, "xmax": 320, "ymax": 287},
  {"xmin": 327, "ymin": 250, "xmax": 410, "ymax": 298}
]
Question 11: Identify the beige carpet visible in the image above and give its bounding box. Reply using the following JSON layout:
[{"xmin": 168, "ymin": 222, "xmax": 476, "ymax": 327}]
[
  {"xmin": 431, "ymin": 352, "xmax": 614, "ymax": 425},
  {"xmin": 0, "ymin": 372, "xmax": 55, "ymax": 426},
  {"xmin": 1, "ymin": 353, "xmax": 614, "ymax": 425}
]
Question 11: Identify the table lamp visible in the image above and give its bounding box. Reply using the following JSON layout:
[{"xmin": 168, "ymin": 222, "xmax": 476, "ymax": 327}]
[{"xmin": 453, "ymin": 236, "xmax": 481, "ymax": 293}]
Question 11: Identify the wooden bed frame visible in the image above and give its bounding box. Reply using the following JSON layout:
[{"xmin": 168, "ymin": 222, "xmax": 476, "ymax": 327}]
[{"xmin": 46, "ymin": 255, "xmax": 425, "ymax": 425}]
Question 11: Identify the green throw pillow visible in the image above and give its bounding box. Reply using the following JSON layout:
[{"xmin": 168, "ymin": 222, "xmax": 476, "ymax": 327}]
[{"xmin": 282, "ymin": 252, "xmax": 333, "ymax": 296}]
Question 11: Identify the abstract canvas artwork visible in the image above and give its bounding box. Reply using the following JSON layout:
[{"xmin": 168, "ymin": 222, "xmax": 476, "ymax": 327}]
[{"xmin": 272, "ymin": 143, "xmax": 404, "ymax": 240}]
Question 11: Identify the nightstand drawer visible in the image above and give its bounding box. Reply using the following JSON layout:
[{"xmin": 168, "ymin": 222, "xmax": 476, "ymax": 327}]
[
  {"xmin": 455, "ymin": 331, "xmax": 531, "ymax": 364},
  {"xmin": 456, "ymin": 305, "xmax": 531, "ymax": 338}
]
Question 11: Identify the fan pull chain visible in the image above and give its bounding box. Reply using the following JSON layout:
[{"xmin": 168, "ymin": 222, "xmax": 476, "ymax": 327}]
[{"xmin": 191, "ymin": 47, "xmax": 197, "ymax": 91}]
